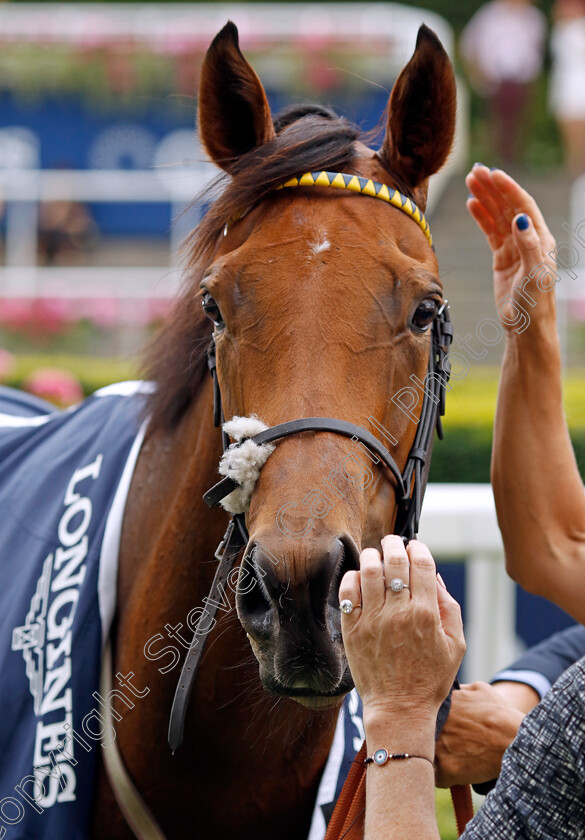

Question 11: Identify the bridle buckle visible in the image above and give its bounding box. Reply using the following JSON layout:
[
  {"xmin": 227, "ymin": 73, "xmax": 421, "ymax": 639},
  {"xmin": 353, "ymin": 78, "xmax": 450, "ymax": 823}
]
[{"xmin": 214, "ymin": 519, "xmax": 235, "ymax": 561}]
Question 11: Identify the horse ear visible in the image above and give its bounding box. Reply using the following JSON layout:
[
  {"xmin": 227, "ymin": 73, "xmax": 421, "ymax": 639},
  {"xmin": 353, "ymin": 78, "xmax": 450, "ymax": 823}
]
[
  {"xmin": 198, "ymin": 21, "xmax": 275, "ymax": 172},
  {"xmin": 379, "ymin": 24, "xmax": 456, "ymax": 208}
]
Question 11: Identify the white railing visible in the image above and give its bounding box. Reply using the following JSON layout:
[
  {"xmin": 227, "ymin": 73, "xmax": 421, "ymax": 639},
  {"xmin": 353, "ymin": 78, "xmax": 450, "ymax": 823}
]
[
  {"xmin": 0, "ymin": 159, "xmax": 465, "ymax": 306},
  {"xmin": 419, "ymin": 484, "xmax": 523, "ymax": 683},
  {"xmin": 0, "ymin": 167, "xmax": 216, "ymax": 300},
  {"xmin": 0, "ymin": 2, "xmax": 468, "ymax": 309}
]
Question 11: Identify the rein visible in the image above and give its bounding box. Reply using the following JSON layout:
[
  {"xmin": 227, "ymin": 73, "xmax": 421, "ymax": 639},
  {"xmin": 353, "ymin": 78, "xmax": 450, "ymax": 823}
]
[{"xmin": 168, "ymin": 171, "xmax": 452, "ymax": 752}]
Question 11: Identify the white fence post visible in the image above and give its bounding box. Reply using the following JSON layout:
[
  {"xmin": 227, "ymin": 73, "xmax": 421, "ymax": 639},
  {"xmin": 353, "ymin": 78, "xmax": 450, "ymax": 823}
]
[
  {"xmin": 464, "ymin": 552, "xmax": 522, "ymax": 683},
  {"xmin": 418, "ymin": 484, "xmax": 524, "ymax": 683},
  {"xmin": 0, "ymin": 130, "xmax": 40, "ymax": 277}
]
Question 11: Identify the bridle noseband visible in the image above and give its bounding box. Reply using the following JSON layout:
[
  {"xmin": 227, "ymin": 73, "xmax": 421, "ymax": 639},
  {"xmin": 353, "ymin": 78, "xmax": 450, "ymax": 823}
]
[{"xmin": 168, "ymin": 170, "xmax": 452, "ymax": 752}]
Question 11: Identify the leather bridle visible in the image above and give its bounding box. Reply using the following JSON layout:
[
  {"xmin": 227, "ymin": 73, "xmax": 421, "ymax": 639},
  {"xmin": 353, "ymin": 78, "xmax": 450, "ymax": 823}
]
[{"xmin": 168, "ymin": 170, "xmax": 453, "ymax": 752}]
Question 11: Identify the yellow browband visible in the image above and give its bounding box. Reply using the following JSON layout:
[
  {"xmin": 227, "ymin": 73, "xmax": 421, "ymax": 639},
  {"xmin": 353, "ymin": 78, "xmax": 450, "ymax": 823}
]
[{"xmin": 278, "ymin": 170, "xmax": 433, "ymax": 248}]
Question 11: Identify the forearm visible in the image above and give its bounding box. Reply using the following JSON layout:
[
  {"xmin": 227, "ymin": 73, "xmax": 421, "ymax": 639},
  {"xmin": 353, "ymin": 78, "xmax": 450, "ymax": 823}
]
[
  {"xmin": 492, "ymin": 328, "xmax": 585, "ymax": 618},
  {"xmin": 363, "ymin": 714, "xmax": 439, "ymax": 840},
  {"xmin": 465, "ymin": 166, "xmax": 585, "ymax": 613},
  {"xmin": 492, "ymin": 680, "xmax": 540, "ymax": 714}
]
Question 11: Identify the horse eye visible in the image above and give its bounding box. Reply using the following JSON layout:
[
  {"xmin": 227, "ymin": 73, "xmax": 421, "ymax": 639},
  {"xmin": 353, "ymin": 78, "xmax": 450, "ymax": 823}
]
[
  {"xmin": 411, "ymin": 299, "xmax": 438, "ymax": 331},
  {"xmin": 202, "ymin": 292, "xmax": 224, "ymax": 326}
]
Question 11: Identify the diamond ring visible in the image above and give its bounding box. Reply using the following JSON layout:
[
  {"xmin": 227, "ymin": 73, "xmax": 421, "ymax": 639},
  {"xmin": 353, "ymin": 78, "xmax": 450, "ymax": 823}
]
[
  {"xmin": 339, "ymin": 599, "xmax": 361, "ymax": 614},
  {"xmin": 389, "ymin": 578, "xmax": 410, "ymax": 593}
]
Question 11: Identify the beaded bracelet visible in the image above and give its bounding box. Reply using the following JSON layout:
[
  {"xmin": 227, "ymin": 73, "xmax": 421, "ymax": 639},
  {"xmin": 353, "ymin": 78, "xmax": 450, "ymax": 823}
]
[{"xmin": 364, "ymin": 748, "xmax": 434, "ymax": 767}]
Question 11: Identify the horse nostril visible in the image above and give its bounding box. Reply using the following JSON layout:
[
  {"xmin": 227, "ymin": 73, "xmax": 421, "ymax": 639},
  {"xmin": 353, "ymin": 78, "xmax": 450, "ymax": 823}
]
[
  {"xmin": 236, "ymin": 545, "xmax": 274, "ymax": 639},
  {"xmin": 339, "ymin": 535, "xmax": 360, "ymax": 576},
  {"xmin": 330, "ymin": 536, "xmax": 359, "ymax": 597},
  {"xmin": 239, "ymin": 536, "xmax": 360, "ymax": 646},
  {"xmin": 327, "ymin": 536, "xmax": 360, "ymax": 636}
]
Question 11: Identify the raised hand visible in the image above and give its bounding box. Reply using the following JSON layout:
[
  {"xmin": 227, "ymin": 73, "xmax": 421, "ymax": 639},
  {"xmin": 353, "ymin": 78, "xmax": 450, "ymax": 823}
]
[{"xmin": 466, "ymin": 164, "xmax": 557, "ymax": 334}]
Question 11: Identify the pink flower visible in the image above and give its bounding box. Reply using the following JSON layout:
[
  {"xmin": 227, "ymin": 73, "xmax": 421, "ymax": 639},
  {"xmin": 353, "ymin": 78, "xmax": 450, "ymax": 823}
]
[
  {"xmin": 571, "ymin": 298, "xmax": 585, "ymax": 321},
  {"xmin": 0, "ymin": 299, "xmax": 33, "ymax": 329},
  {"xmin": 76, "ymin": 297, "xmax": 119, "ymax": 328},
  {"xmin": 0, "ymin": 298, "xmax": 74, "ymax": 338},
  {"xmin": 24, "ymin": 368, "xmax": 84, "ymax": 408}
]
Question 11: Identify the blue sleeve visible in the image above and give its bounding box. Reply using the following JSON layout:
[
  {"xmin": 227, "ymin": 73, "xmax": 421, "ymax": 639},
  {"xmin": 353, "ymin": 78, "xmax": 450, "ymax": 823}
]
[{"xmin": 491, "ymin": 624, "xmax": 585, "ymax": 699}]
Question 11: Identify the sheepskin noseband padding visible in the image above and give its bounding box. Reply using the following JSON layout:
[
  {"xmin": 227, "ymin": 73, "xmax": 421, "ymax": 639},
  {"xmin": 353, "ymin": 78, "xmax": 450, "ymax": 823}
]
[{"xmin": 218, "ymin": 416, "xmax": 275, "ymax": 514}]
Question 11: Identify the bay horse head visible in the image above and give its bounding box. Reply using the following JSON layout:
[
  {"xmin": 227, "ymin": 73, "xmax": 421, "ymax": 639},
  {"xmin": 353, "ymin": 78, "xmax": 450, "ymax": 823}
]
[{"xmin": 156, "ymin": 21, "xmax": 456, "ymax": 714}]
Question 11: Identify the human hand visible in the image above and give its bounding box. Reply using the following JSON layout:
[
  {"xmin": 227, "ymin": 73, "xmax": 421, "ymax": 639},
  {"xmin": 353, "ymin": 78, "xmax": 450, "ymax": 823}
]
[
  {"xmin": 435, "ymin": 681, "xmax": 525, "ymax": 787},
  {"xmin": 339, "ymin": 537, "xmax": 465, "ymax": 730},
  {"xmin": 466, "ymin": 165, "xmax": 557, "ymax": 336}
]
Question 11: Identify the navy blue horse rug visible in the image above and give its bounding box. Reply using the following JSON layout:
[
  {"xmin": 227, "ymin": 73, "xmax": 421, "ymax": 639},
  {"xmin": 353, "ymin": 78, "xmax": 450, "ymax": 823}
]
[
  {"xmin": 0, "ymin": 383, "xmax": 148, "ymax": 839},
  {"xmin": 0, "ymin": 382, "xmax": 363, "ymax": 840}
]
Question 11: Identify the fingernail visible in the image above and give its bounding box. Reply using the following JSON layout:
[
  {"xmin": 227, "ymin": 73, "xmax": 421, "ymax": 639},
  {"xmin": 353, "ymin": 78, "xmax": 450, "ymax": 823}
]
[
  {"xmin": 467, "ymin": 193, "xmax": 474, "ymax": 200},
  {"xmin": 490, "ymin": 167, "xmax": 499, "ymax": 172},
  {"xmin": 437, "ymin": 573, "xmax": 446, "ymax": 589},
  {"xmin": 472, "ymin": 161, "xmax": 485, "ymax": 168},
  {"xmin": 516, "ymin": 214, "xmax": 529, "ymax": 231}
]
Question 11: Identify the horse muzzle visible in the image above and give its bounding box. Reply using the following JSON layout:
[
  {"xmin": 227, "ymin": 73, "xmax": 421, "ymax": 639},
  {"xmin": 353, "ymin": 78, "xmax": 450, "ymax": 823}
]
[{"xmin": 236, "ymin": 534, "xmax": 358, "ymax": 701}]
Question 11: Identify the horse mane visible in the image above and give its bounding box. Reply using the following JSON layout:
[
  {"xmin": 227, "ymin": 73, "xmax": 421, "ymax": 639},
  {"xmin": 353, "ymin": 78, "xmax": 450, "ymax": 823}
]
[{"xmin": 143, "ymin": 104, "xmax": 364, "ymax": 431}]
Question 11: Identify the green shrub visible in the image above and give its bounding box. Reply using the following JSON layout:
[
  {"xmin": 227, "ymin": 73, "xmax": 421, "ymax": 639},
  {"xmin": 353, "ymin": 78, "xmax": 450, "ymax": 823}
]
[
  {"xmin": 430, "ymin": 424, "xmax": 492, "ymax": 483},
  {"xmin": 430, "ymin": 368, "xmax": 585, "ymax": 482},
  {"xmin": 431, "ymin": 422, "xmax": 585, "ymax": 484}
]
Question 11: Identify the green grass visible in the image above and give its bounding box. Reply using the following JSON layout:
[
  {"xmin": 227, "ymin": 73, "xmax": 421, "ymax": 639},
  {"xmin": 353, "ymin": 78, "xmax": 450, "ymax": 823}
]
[{"xmin": 436, "ymin": 787, "xmax": 459, "ymax": 839}]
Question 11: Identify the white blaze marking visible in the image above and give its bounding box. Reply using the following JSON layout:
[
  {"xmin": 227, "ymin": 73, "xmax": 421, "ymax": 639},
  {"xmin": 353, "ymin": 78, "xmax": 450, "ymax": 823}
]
[{"xmin": 310, "ymin": 236, "xmax": 331, "ymax": 255}]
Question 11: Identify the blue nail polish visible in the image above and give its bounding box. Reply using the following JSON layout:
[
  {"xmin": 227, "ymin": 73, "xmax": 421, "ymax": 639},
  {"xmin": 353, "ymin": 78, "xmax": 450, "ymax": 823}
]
[
  {"xmin": 467, "ymin": 193, "xmax": 475, "ymax": 200},
  {"xmin": 473, "ymin": 161, "xmax": 484, "ymax": 168},
  {"xmin": 490, "ymin": 167, "xmax": 499, "ymax": 172},
  {"xmin": 516, "ymin": 214, "xmax": 529, "ymax": 231}
]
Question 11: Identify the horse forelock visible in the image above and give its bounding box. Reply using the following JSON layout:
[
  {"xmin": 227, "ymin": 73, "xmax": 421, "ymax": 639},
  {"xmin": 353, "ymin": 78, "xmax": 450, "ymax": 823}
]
[
  {"xmin": 143, "ymin": 105, "xmax": 405, "ymax": 433},
  {"xmin": 189, "ymin": 107, "xmax": 362, "ymax": 261}
]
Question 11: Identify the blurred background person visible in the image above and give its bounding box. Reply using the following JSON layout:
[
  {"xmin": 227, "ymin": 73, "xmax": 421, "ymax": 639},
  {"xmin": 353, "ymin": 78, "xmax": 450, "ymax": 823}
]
[
  {"xmin": 461, "ymin": 0, "xmax": 547, "ymax": 165},
  {"xmin": 37, "ymin": 198, "xmax": 99, "ymax": 266},
  {"xmin": 549, "ymin": 0, "xmax": 585, "ymax": 175}
]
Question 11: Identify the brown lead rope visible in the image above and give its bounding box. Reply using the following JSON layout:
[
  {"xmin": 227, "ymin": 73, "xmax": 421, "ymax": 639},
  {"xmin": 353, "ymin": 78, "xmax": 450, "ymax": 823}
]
[
  {"xmin": 451, "ymin": 784, "xmax": 474, "ymax": 836},
  {"xmin": 323, "ymin": 743, "xmax": 368, "ymax": 840}
]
